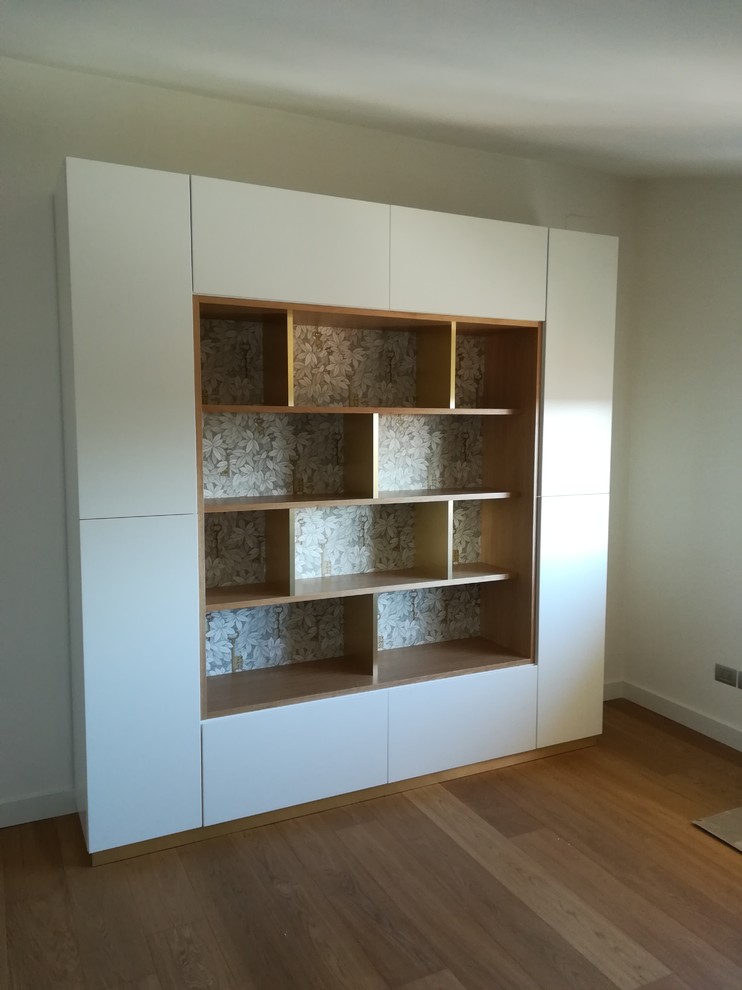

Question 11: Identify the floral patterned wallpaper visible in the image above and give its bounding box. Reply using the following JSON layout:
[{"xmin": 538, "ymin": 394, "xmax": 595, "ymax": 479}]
[
  {"xmin": 205, "ymin": 599, "xmax": 345, "ymax": 674},
  {"xmin": 456, "ymin": 335, "xmax": 485, "ymax": 407},
  {"xmin": 200, "ymin": 319, "xmax": 264, "ymax": 405},
  {"xmin": 453, "ymin": 501, "xmax": 482, "ymax": 565},
  {"xmin": 202, "ymin": 413, "xmax": 344, "ymax": 499},
  {"xmin": 205, "ymin": 584, "xmax": 484, "ymax": 675},
  {"xmin": 378, "ymin": 415, "xmax": 483, "ymax": 491},
  {"xmin": 204, "ymin": 502, "xmax": 484, "ymax": 589},
  {"xmin": 204, "ymin": 512, "xmax": 266, "ymax": 588},
  {"xmin": 377, "ymin": 585, "xmax": 481, "ymax": 650},
  {"xmin": 199, "ymin": 318, "xmax": 491, "ymax": 409},
  {"xmin": 294, "ymin": 325, "xmax": 416, "ymax": 407},
  {"xmin": 201, "ymin": 321, "xmax": 495, "ymax": 680},
  {"xmin": 294, "ymin": 504, "xmax": 415, "ymax": 579}
]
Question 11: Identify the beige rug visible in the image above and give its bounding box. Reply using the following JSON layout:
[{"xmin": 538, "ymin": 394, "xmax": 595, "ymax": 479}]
[{"xmin": 693, "ymin": 807, "xmax": 742, "ymax": 852}]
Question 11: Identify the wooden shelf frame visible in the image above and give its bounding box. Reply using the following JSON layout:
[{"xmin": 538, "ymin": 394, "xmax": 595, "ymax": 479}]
[
  {"xmin": 202, "ymin": 404, "xmax": 519, "ymax": 416},
  {"xmin": 205, "ymin": 636, "xmax": 533, "ymax": 717},
  {"xmin": 204, "ymin": 488, "xmax": 517, "ymax": 513},
  {"xmin": 197, "ymin": 295, "xmax": 539, "ymax": 413},
  {"xmin": 196, "ymin": 295, "xmax": 543, "ymax": 718},
  {"xmin": 205, "ymin": 563, "xmax": 514, "ymax": 611}
]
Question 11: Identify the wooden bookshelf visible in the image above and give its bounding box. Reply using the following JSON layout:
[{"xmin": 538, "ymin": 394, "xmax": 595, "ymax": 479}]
[{"xmin": 197, "ymin": 294, "xmax": 541, "ymax": 716}]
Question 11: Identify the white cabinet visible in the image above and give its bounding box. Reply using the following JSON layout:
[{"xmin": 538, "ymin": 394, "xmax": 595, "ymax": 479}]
[
  {"xmin": 80, "ymin": 515, "xmax": 202, "ymax": 852},
  {"xmin": 191, "ymin": 176, "xmax": 390, "ymax": 309},
  {"xmin": 536, "ymin": 493, "xmax": 609, "ymax": 748},
  {"xmin": 202, "ymin": 691, "xmax": 389, "ymax": 825},
  {"xmin": 57, "ymin": 158, "xmax": 202, "ymax": 855},
  {"xmin": 389, "ymin": 205, "xmax": 547, "ymax": 320},
  {"xmin": 541, "ymin": 230, "xmax": 618, "ymax": 498},
  {"xmin": 57, "ymin": 158, "xmax": 197, "ymax": 520},
  {"xmin": 388, "ymin": 666, "xmax": 537, "ymax": 782},
  {"xmin": 56, "ymin": 157, "xmax": 617, "ymax": 854}
]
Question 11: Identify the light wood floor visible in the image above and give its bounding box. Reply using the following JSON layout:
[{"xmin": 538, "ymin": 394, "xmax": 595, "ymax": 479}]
[{"xmin": 3, "ymin": 700, "xmax": 742, "ymax": 989}]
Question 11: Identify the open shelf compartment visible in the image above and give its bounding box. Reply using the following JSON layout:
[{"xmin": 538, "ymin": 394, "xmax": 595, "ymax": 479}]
[
  {"xmin": 202, "ymin": 412, "xmax": 375, "ymax": 501},
  {"xmin": 198, "ymin": 298, "xmax": 293, "ymax": 406},
  {"xmin": 204, "ymin": 596, "xmax": 375, "ymax": 716},
  {"xmin": 204, "ymin": 582, "xmax": 533, "ymax": 716},
  {"xmin": 293, "ymin": 314, "xmax": 454, "ymax": 409}
]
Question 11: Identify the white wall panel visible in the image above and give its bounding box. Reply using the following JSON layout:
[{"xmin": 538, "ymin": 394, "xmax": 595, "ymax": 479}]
[
  {"xmin": 390, "ymin": 205, "xmax": 547, "ymax": 320},
  {"xmin": 191, "ymin": 176, "xmax": 390, "ymax": 308}
]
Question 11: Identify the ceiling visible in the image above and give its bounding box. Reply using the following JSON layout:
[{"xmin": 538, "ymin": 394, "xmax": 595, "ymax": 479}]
[{"xmin": 3, "ymin": 0, "xmax": 742, "ymax": 176}]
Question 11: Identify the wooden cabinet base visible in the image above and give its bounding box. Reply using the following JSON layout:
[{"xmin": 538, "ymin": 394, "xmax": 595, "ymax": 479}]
[{"xmin": 90, "ymin": 735, "xmax": 596, "ymax": 865}]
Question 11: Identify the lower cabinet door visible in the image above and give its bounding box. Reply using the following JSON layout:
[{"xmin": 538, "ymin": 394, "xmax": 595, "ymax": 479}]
[
  {"xmin": 537, "ymin": 493, "xmax": 609, "ymax": 748},
  {"xmin": 202, "ymin": 690, "xmax": 389, "ymax": 826},
  {"xmin": 388, "ymin": 666, "xmax": 537, "ymax": 783},
  {"xmin": 80, "ymin": 514, "xmax": 202, "ymax": 853}
]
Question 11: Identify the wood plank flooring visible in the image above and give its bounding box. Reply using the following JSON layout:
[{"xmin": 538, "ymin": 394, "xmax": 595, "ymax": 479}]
[{"xmin": 3, "ymin": 700, "xmax": 742, "ymax": 989}]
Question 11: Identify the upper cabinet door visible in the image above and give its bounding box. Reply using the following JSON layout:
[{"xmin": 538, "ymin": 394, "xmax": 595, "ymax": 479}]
[
  {"xmin": 58, "ymin": 158, "xmax": 197, "ymax": 519},
  {"xmin": 191, "ymin": 177, "xmax": 390, "ymax": 309},
  {"xmin": 389, "ymin": 206, "xmax": 547, "ymax": 320},
  {"xmin": 541, "ymin": 230, "xmax": 618, "ymax": 497}
]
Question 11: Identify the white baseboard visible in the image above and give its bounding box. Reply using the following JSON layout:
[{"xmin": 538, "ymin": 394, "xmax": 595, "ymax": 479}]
[
  {"xmin": 621, "ymin": 682, "xmax": 742, "ymax": 754},
  {"xmin": 0, "ymin": 789, "xmax": 77, "ymax": 829},
  {"xmin": 603, "ymin": 680, "xmax": 625, "ymax": 701}
]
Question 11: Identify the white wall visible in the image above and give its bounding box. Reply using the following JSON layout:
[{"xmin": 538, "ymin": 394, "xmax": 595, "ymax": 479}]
[
  {"xmin": 621, "ymin": 179, "xmax": 742, "ymax": 745},
  {"xmin": 0, "ymin": 55, "xmax": 635, "ymax": 824}
]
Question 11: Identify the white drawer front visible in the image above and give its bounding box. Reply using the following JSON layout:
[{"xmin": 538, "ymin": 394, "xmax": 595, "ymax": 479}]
[
  {"xmin": 390, "ymin": 205, "xmax": 547, "ymax": 320},
  {"xmin": 191, "ymin": 176, "xmax": 390, "ymax": 309},
  {"xmin": 388, "ymin": 666, "xmax": 537, "ymax": 783},
  {"xmin": 202, "ymin": 690, "xmax": 389, "ymax": 825}
]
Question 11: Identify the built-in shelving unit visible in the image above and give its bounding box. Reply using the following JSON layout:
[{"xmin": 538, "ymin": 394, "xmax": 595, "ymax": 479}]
[{"xmin": 197, "ymin": 297, "xmax": 541, "ymax": 718}]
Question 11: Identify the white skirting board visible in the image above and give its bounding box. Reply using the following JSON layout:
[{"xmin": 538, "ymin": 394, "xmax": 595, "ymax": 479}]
[
  {"xmin": 603, "ymin": 681, "xmax": 625, "ymax": 701},
  {"xmin": 0, "ymin": 789, "xmax": 77, "ymax": 828},
  {"xmin": 605, "ymin": 680, "xmax": 742, "ymax": 754}
]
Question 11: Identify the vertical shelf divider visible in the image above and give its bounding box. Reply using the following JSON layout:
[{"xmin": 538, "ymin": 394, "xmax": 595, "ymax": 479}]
[
  {"xmin": 265, "ymin": 508, "xmax": 295, "ymax": 596},
  {"xmin": 414, "ymin": 501, "xmax": 452, "ymax": 580},
  {"xmin": 194, "ymin": 296, "xmax": 208, "ymax": 720},
  {"xmin": 343, "ymin": 594, "xmax": 377, "ymax": 676},
  {"xmin": 263, "ymin": 307, "xmax": 294, "ymax": 405},
  {"xmin": 344, "ymin": 413, "xmax": 378, "ymax": 498},
  {"xmin": 416, "ymin": 321, "xmax": 456, "ymax": 408}
]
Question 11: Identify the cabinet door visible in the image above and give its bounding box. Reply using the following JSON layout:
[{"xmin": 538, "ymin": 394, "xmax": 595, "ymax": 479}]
[
  {"xmin": 541, "ymin": 230, "xmax": 618, "ymax": 497},
  {"xmin": 79, "ymin": 514, "xmax": 202, "ymax": 853},
  {"xmin": 202, "ymin": 690, "xmax": 388, "ymax": 825},
  {"xmin": 59, "ymin": 158, "xmax": 197, "ymax": 519},
  {"xmin": 191, "ymin": 176, "xmax": 390, "ymax": 309},
  {"xmin": 537, "ymin": 493, "xmax": 609, "ymax": 748},
  {"xmin": 388, "ymin": 666, "xmax": 537, "ymax": 782},
  {"xmin": 389, "ymin": 206, "xmax": 547, "ymax": 320}
]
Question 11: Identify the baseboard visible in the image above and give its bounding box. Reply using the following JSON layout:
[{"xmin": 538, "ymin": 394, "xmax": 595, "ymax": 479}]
[
  {"xmin": 622, "ymin": 682, "xmax": 742, "ymax": 753},
  {"xmin": 603, "ymin": 680, "xmax": 625, "ymax": 701},
  {"xmin": 0, "ymin": 789, "xmax": 77, "ymax": 829}
]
